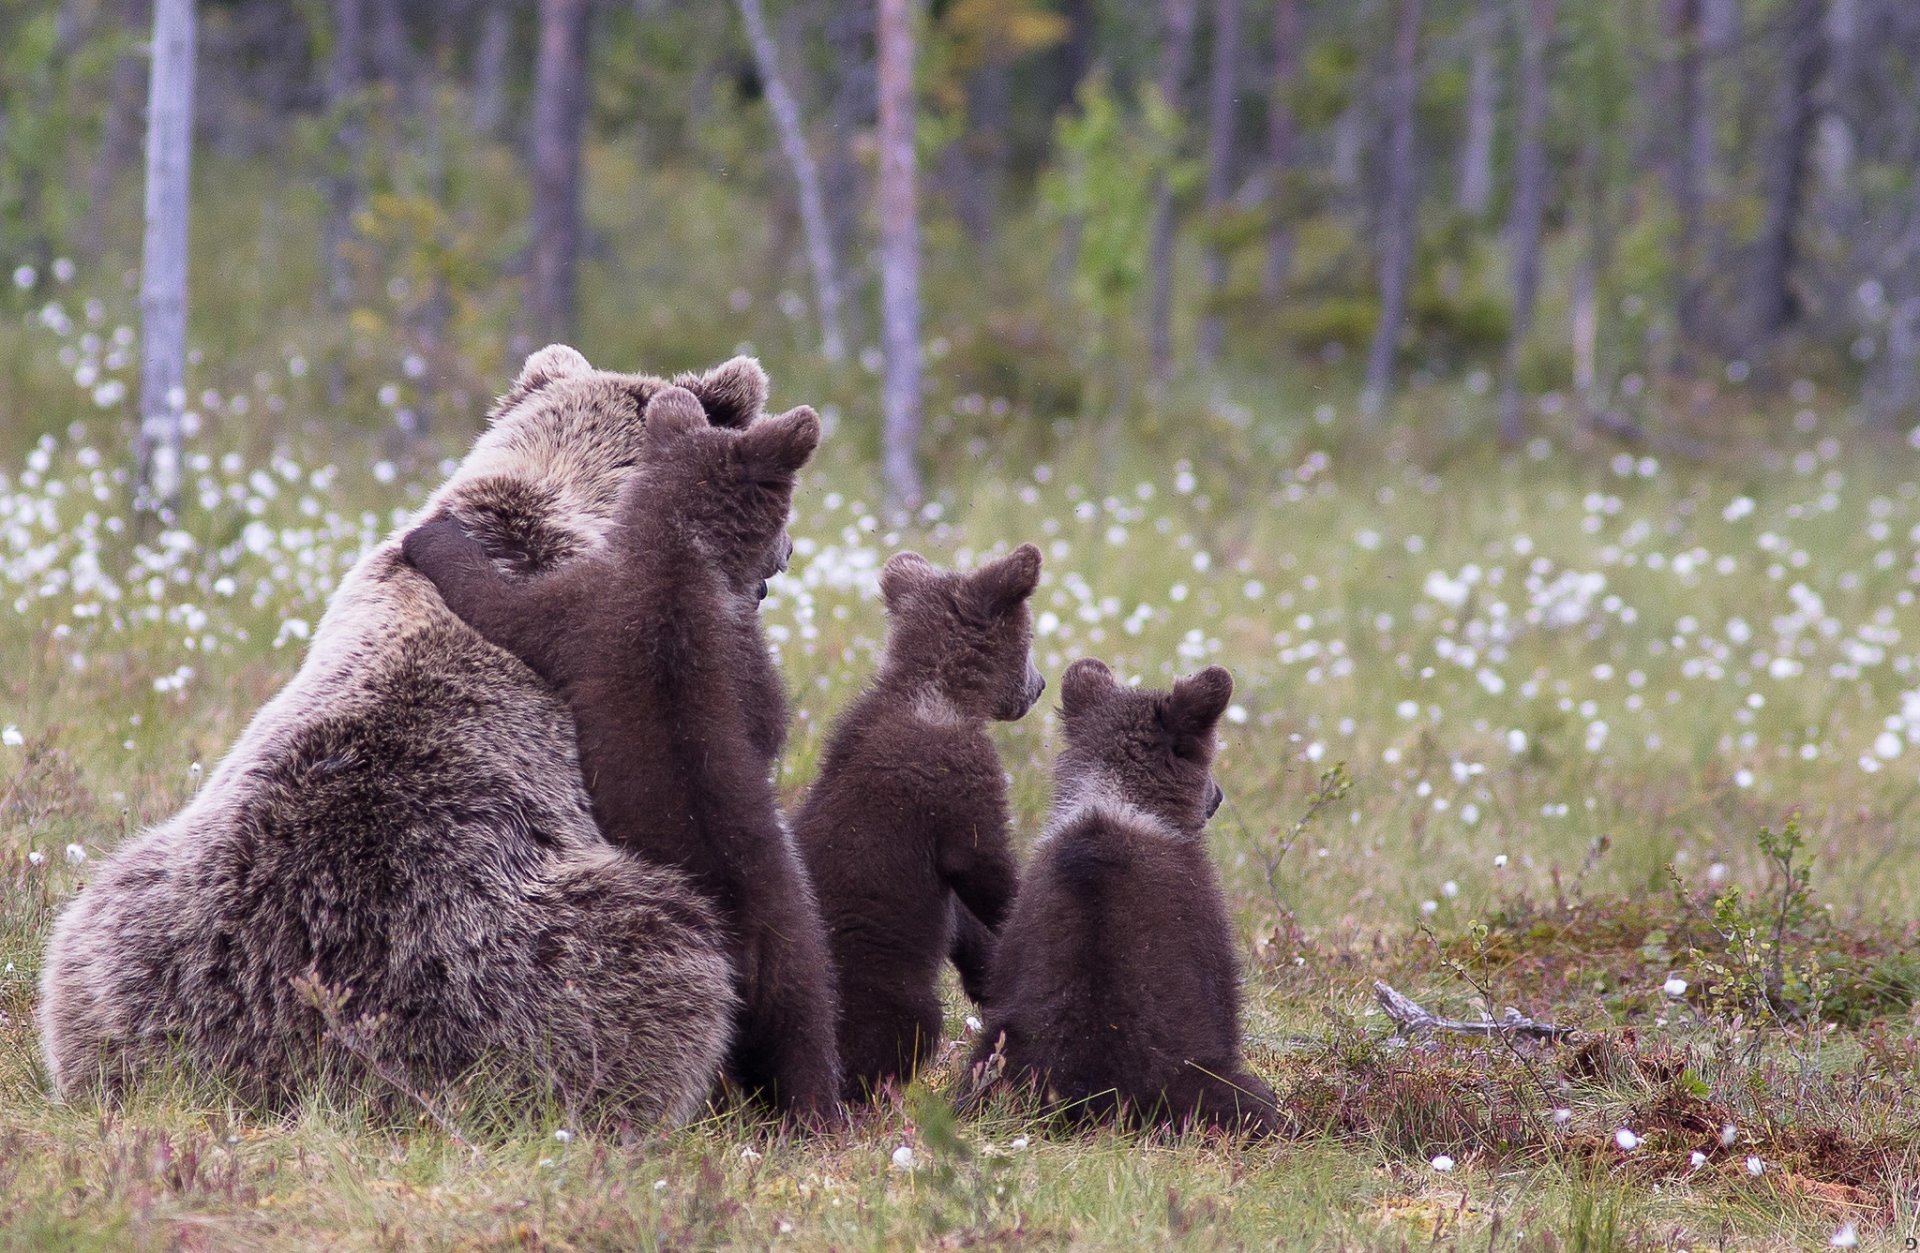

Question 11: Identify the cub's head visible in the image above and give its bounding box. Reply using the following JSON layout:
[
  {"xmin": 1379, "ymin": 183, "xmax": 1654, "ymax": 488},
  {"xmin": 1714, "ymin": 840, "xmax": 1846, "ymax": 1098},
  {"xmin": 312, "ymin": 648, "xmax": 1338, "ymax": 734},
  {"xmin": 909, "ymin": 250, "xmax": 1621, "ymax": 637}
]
[
  {"xmin": 633, "ymin": 385, "xmax": 821, "ymax": 603},
  {"xmin": 426, "ymin": 346, "xmax": 773, "ymax": 575},
  {"xmin": 1055, "ymin": 659, "xmax": 1233, "ymax": 836},
  {"xmin": 878, "ymin": 545, "xmax": 1046, "ymax": 723}
]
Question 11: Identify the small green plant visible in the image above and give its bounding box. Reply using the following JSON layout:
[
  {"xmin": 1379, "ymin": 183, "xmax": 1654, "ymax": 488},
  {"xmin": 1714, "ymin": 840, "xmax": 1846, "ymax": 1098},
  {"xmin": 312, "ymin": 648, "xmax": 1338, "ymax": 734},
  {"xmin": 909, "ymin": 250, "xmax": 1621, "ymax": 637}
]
[{"xmin": 1690, "ymin": 814, "xmax": 1835, "ymax": 1038}]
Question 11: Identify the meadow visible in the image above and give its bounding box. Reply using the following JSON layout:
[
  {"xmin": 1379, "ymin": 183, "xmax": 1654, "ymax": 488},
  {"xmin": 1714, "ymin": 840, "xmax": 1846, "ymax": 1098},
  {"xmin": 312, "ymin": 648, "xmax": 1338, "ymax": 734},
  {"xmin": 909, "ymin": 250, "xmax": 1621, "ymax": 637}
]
[{"xmin": 3, "ymin": 252, "xmax": 1920, "ymax": 1248}]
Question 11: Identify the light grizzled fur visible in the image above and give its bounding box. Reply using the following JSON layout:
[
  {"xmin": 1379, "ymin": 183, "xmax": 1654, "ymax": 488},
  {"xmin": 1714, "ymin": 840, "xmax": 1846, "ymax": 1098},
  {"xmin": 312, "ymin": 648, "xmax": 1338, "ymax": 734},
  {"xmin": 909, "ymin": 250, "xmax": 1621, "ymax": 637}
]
[{"xmin": 37, "ymin": 347, "xmax": 772, "ymax": 1124}]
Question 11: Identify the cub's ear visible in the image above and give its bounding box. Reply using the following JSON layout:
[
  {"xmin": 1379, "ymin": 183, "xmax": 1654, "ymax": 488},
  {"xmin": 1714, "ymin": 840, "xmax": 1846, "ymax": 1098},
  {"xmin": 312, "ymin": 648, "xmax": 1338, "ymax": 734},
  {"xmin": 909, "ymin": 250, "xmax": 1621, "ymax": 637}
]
[
  {"xmin": 881, "ymin": 551, "xmax": 939, "ymax": 606},
  {"xmin": 967, "ymin": 543, "xmax": 1042, "ymax": 617},
  {"xmin": 1061, "ymin": 657, "xmax": 1117, "ymax": 714},
  {"xmin": 642, "ymin": 385, "xmax": 708, "ymax": 444},
  {"xmin": 491, "ymin": 344, "xmax": 591, "ymax": 419},
  {"xmin": 739, "ymin": 405, "xmax": 821, "ymax": 480},
  {"xmin": 1164, "ymin": 665, "xmax": 1234, "ymax": 738},
  {"xmin": 677, "ymin": 355, "xmax": 769, "ymax": 429}
]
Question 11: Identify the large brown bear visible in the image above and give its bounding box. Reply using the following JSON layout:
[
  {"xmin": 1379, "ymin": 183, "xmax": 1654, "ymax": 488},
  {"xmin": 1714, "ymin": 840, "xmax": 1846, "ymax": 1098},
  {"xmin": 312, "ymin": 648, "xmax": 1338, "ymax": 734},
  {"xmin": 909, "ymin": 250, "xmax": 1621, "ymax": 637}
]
[
  {"xmin": 37, "ymin": 346, "xmax": 773, "ymax": 1125},
  {"xmin": 400, "ymin": 388, "xmax": 840, "ymax": 1121}
]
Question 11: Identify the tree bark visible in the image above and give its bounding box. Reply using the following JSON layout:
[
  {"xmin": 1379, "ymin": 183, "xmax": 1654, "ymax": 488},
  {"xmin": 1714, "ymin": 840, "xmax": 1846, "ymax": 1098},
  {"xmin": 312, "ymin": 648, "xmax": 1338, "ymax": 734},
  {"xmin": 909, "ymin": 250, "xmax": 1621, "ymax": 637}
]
[
  {"xmin": 1362, "ymin": 0, "xmax": 1424, "ymax": 417},
  {"xmin": 1456, "ymin": 0, "xmax": 1499, "ymax": 217},
  {"xmin": 527, "ymin": 0, "xmax": 592, "ymax": 346},
  {"xmin": 1665, "ymin": 0, "xmax": 1705, "ymax": 368},
  {"xmin": 1147, "ymin": 0, "xmax": 1200, "ymax": 388},
  {"xmin": 876, "ymin": 0, "xmax": 922, "ymax": 509},
  {"xmin": 136, "ymin": 0, "xmax": 196, "ymax": 515},
  {"xmin": 471, "ymin": 0, "xmax": 511, "ymax": 138},
  {"xmin": 1747, "ymin": 0, "xmax": 1824, "ymax": 342},
  {"xmin": 1261, "ymin": 0, "xmax": 1300, "ymax": 300},
  {"xmin": 1196, "ymin": 0, "xmax": 1241, "ymax": 366},
  {"xmin": 1497, "ymin": 0, "xmax": 1555, "ymax": 446},
  {"xmin": 737, "ymin": 0, "xmax": 847, "ymax": 361}
]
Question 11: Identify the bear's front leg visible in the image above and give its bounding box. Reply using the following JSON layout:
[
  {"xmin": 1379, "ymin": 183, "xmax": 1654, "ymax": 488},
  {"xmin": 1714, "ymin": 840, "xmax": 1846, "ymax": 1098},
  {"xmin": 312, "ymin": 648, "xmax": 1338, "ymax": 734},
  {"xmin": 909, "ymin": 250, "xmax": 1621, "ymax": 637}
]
[{"xmin": 725, "ymin": 861, "xmax": 844, "ymax": 1126}]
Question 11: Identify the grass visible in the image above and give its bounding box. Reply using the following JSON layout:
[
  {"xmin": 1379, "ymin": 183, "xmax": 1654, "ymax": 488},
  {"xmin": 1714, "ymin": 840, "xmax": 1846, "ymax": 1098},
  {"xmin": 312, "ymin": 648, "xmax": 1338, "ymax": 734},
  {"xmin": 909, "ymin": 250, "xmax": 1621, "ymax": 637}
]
[{"xmin": 5, "ymin": 197, "xmax": 1920, "ymax": 1245}]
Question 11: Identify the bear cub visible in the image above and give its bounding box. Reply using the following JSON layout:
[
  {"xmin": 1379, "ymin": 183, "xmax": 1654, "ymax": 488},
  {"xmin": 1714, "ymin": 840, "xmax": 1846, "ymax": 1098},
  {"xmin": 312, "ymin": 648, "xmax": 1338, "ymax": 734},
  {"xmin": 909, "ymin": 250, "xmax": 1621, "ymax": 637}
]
[
  {"xmin": 794, "ymin": 546, "xmax": 1045, "ymax": 1100},
  {"xmin": 969, "ymin": 658, "xmax": 1279, "ymax": 1137},
  {"xmin": 401, "ymin": 386, "xmax": 840, "ymax": 1121}
]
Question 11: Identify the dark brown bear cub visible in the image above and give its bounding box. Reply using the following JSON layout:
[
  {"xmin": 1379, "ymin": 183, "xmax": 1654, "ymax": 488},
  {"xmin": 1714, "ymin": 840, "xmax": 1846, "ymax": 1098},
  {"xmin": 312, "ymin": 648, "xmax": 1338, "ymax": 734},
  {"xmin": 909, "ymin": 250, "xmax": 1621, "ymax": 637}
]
[
  {"xmin": 400, "ymin": 386, "xmax": 840, "ymax": 1122},
  {"xmin": 969, "ymin": 658, "xmax": 1279, "ymax": 1137},
  {"xmin": 794, "ymin": 546, "xmax": 1045, "ymax": 1100}
]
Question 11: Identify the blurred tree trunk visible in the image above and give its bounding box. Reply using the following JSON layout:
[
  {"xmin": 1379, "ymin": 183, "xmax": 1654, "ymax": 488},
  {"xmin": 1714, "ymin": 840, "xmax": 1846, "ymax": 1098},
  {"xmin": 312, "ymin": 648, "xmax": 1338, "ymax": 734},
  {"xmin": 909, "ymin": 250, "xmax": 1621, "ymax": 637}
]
[
  {"xmin": 1497, "ymin": 0, "xmax": 1555, "ymax": 446},
  {"xmin": 1362, "ymin": 0, "xmax": 1424, "ymax": 417},
  {"xmin": 527, "ymin": 0, "xmax": 591, "ymax": 346},
  {"xmin": 1196, "ymin": 0, "xmax": 1241, "ymax": 366},
  {"xmin": 1456, "ymin": 0, "xmax": 1499, "ymax": 217},
  {"xmin": 320, "ymin": 0, "xmax": 364, "ymax": 407},
  {"xmin": 1261, "ymin": 0, "xmax": 1299, "ymax": 301},
  {"xmin": 1665, "ymin": 0, "xmax": 1705, "ymax": 369},
  {"xmin": 1147, "ymin": 0, "xmax": 1199, "ymax": 389},
  {"xmin": 136, "ymin": 0, "xmax": 196, "ymax": 516},
  {"xmin": 471, "ymin": 0, "xmax": 511, "ymax": 138},
  {"xmin": 876, "ymin": 0, "xmax": 922, "ymax": 509},
  {"xmin": 79, "ymin": 0, "xmax": 151, "ymax": 262},
  {"xmin": 738, "ymin": 0, "xmax": 846, "ymax": 361},
  {"xmin": 1747, "ymin": 0, "xmax": 1825, "ymax": 343}
]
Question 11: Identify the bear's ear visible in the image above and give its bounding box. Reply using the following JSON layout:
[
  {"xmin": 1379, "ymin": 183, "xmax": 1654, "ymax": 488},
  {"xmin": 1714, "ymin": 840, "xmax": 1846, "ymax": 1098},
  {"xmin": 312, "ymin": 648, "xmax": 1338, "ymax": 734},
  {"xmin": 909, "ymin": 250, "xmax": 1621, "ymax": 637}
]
[
  {"xmin": 881, "ymin": 551, "xmax": 938, "ymax": 606},
  {"xmin": 966, "ymin": 543, "xmax": 1042, "ymax": 617},
  {"xmin": 739, "ymin": 405, "xmax": 821, "ymax": 480},
  {"xmin": 1061, "ymin": 657, "xmax": 1117, "ymax": 715},
  {"xmin": 642, "ymin": 385, "xmax": 708, "ymax": 445},
  {"xmin": 491, "ymin": 344, "xmax": 592, "ymax": 419},
  {"xmin": 1163, "ymin": 665, "xmax": 1234, "ymax": 739},
  {"xmin": 678, "ymin": 356, "xmax": 769, "ymax": 429}
]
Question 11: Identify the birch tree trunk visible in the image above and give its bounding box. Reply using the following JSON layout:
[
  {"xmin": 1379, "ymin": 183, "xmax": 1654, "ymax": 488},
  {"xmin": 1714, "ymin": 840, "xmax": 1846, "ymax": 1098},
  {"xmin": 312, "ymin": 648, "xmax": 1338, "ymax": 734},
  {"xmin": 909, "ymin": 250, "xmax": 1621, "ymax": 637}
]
[
  {"xmin": 1147, "ymin": 0, "xmax": 1200, "ymax": 389},
  {"xmin": 737, "ymin": 0, "xmax": 847, "ymax": 362},
  {"xmin": 136, "ymin": 0, "xmax": 196, "ymax": 515},
  {"xmin": 1497, "ymin": 0, "xmax": 1555, "ymax": 446},
  {"xmin": 1456, "ymin": 0, "xmax": 1500, "ymax": 217},
  {"xmin": 1362, "ymin": 0, "xmax": 1424, "ymax": 418},
  {"xmin": 1747, "ymin": 0, "xmax": 1824, "ymax": 342},
  {"xmin": 1196, "ymin": 0, "xmax": 1241, "ymax": 366},
  {"xmin": 527, "ymin": 0, "xmax": 591, "ymax": 347},
  {"xmin": 876, "ymin": 0, "xmax": 923, "ymax": 509},
  {"xmin": 1261, "ymin": 0, "xmax": 1300, "ymax": 300}
]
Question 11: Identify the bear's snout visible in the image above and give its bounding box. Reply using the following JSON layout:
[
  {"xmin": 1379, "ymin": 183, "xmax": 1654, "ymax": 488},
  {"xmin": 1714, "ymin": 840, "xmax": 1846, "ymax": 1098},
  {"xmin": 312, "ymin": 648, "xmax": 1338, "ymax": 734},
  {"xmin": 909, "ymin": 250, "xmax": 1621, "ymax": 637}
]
[{"xmin": 1205, "ymin": 779, "xmax": 1225, "ymax": 820}]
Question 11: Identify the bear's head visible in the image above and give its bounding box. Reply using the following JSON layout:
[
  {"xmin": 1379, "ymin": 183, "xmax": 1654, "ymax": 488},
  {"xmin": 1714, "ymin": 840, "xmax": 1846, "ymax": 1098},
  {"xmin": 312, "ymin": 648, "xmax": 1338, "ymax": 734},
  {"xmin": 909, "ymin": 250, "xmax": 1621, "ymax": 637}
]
[
  {"xmin": 629, "ymin": 385, "xmax": 821, "ymax": 604},
  {"xmin": 427, "ymin": 346, "xmax": 774, "ymax": 575},
  {"xmin": 1054, "ymin": 659, "xmax": 1232, "ymax": 837},
  {"xmin": 877, "ymin": 545, "xmax": 1046, "ymax": 723}
]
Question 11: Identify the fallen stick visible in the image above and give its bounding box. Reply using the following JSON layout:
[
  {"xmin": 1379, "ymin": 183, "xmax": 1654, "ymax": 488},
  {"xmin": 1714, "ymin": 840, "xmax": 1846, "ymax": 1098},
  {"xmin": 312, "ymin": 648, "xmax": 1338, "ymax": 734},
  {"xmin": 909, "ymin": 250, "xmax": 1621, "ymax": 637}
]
[{"xmin": 1372, "ymin": 980, "xmax": 1575, "ymax": 1042}]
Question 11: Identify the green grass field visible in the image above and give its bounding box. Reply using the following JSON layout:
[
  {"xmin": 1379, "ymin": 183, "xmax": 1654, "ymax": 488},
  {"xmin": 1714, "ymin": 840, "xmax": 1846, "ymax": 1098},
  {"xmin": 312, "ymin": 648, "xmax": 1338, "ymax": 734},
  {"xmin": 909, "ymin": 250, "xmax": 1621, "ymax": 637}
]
[{"xmin": 4, "ymin": 259, "xmax": 1920, "ymax": 1248}]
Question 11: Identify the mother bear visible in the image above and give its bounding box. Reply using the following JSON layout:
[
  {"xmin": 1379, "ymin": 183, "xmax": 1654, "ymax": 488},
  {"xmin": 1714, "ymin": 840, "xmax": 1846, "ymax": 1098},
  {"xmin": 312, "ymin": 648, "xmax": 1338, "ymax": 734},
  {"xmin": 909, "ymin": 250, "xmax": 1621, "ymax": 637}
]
[{"xmin": 39, "ymin": 346, "xmax": 772, "ymax": 1125}]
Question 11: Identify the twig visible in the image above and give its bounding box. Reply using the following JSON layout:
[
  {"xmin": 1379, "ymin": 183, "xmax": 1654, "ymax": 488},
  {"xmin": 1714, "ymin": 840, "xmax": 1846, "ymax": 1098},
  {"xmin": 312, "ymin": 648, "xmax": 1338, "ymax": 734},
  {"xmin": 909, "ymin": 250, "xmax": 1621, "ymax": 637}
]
[{"xmin": 1372, "ymin": 980, "xmax": 1574, "ymax": 1042}]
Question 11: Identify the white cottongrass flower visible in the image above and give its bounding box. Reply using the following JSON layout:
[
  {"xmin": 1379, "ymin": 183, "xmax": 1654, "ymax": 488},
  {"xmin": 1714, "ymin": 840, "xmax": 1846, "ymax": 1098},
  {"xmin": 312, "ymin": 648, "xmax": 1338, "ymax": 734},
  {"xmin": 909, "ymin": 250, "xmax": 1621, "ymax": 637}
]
[
  {"xmin": 739, "ymin": 1147, "xmax": 762, "ymax": 1163},
  {"xmin": 1493, "ymin": 854, "xmax": 1509, "ymax": 868},
  {"xmin": 964, "ymin": 1015, "xmax": 983, "ymax": 1034},
  {"xmin": 65, "ymin": 843, "xmax": 86, "ymax": 865},
  {"xmin": 1552, "ymin": 1108, "xmax": 1571, "ymax": 1126},
  {"xmin": 1430, "ymin": 1154, "xmax": 1455, "ymax": 1172},
  {"xmin": 890, "ymin": 1145, "xmax": 915, "ymax": 1171},
  {"xmin": 1689, "ymin": 1151, "xmax": 1707, "ymax": 1169},
  {"xmin": 1830, "ymin": 1223, "xmax": 1859, "ymax": 1247},
  {"xmin": 1613, "ymin": 1128, "xmax": 1640, "ymax": 1152},
  {"xmin": 1663, "ymin": 976, "xmax": 1689, "ymax": 998},
  {"xmin": 1009, "ymin": 1136, "xmax": 1028, "ymax": 1151},
  {"xmin": 1, "ymin": 725, "xmax": 22, "ymax": 747},
  {"xmin": 1441, "ymin": 880, "xmax": 1459, "ymax": 900},
  {"xmin": 553, "ymin": 1129, "xmax": 573, "ymax": 1144},
  {"xmin": 1720, "ymin": 1123, "xmax": 1738, "ymax": 1147},
  {"xmin": 27, "ymin": 850, "xmax": 46, "ymax": 867},
  {"xmin": 1745, "ymin": 1155, "xmax": 1764, "ymax": 1176}
]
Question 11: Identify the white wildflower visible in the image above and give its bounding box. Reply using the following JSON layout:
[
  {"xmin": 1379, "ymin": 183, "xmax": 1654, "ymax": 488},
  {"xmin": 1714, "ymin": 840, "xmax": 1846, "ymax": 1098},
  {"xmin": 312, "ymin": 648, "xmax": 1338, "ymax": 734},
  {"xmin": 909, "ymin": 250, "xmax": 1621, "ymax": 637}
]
[
  {"xmin": 1613, "ymin": 1128, "xmax": 1640, "ymax": 1151},
  {"xmin": 1430, "ymin": 1155, "xmax": 1455, "ymax": 1172},
  {"xmin": 1662, "ymin": 976, "xmax": 1689, "ymax": 998},
  {"xmin": 65, "ymin": 843, "xmax": 86, "ymax": 865},
  {"xmin": 890, "ymin": 1145, "xmax": 915, "ymax": 1171}
]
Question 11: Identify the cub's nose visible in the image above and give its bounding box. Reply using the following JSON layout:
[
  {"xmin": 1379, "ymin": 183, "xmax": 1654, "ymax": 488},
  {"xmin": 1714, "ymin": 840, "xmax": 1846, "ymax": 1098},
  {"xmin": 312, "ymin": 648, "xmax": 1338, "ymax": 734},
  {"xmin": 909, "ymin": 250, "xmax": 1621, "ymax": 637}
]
[
  {"xmin": 1026, "ymin": 661, "xmax": 1046, "ymax": 704},
  {"xmin": 1206, "ymin": 780, "xmax": 1225, "ymax": 819},
  {"xmin": 755, "ymin": 578, "xmax": 770, "ymax": 602},
  {"xmin": 777, "ymin": 533, "xmax": 795, "ymax": 573}
]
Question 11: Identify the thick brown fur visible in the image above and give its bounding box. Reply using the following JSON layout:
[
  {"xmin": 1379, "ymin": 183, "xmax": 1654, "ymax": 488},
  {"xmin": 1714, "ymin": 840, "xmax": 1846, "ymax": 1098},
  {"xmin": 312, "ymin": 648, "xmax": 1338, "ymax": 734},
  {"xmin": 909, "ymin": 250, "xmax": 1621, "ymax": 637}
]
[
  {"xmin": 969, "ymin": 659, "xmax": 1280, "ymax": 1137},
  {"xmin": 793, "ymin": 547, "xmax": 1045, "ymax": 1100},
  {"xmin": 38, "ymin": 348, "xmax": 777, "ymax": 1124},
  {"xmin": 400, "ymin": 388, "xmax": 840, "ymax": 1121}
]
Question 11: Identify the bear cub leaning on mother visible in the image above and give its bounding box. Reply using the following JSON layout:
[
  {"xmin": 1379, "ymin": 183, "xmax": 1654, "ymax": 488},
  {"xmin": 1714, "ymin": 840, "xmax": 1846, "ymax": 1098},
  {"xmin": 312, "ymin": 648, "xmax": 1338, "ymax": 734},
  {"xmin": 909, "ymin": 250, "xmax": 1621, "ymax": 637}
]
[{"xmin": 402, "ymin": 385, "xmax": 840, "ymax": 1122}]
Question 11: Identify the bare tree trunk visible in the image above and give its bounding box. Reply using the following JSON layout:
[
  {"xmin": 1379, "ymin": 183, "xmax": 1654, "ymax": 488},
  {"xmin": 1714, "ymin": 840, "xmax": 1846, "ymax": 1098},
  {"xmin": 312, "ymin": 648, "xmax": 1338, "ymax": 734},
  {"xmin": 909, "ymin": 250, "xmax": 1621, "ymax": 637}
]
[
  {"xmin": 1261, "ymin": 0, "xmax": 1300, "ymax": 300},
  {"xmin": 1456, "ymin": 0, "xmax": 1499, "ymax": 217},
  {"xmin": 1666, "ymin": 0, "xmax": 1705, "ymax": 369},
  {"xmin": 1362, "ymin": 0, "xmax": 1424, "ymax": 418},
  {"xmin": 737, "ymin": 0, "xmax": 847, "ymax": 361},
  {"xmin": 471, "ymin": 0, "xmax": 511, "ymax": 138},
  {"xmin": 876, "ymin": 0, "xmax": 922, "ymax": 510},
  {"xmin": 1147, "ymin": 0, "xmax": 1200, "ymax": 389},
  {"xmin": 1196, "ymin": 0, "xmax": 1241, "ymax": 366},
  {"xmin": 136, "ymin": 0, "xmax": 196, "ymax": 516},
  {"xmin": 1748, "ymin": 0, "xmax": 1824, "ymax": 342},
  {"xmin": 1497, "ymin": 0, "xmax": 1555, "ymax": 446},
  {"xmin": 527, "ymin": 0, "xmax": 591, "ymax": 346}
]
